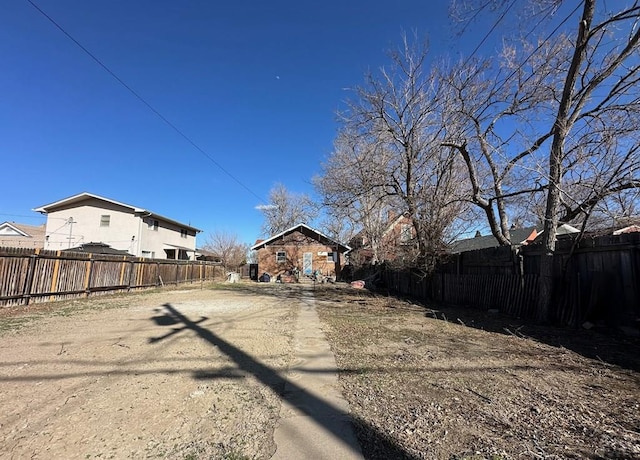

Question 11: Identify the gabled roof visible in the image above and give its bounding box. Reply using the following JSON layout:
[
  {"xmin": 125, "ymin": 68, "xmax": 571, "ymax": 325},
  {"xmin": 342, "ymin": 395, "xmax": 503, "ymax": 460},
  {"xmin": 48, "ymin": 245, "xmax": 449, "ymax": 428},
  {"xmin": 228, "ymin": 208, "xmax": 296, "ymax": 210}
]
[
  {"xmin": 33, "ymin": 192, "xmax": 201, "ymax": 232},
  {"xmin": 0, "ymin": 222, "xmax": 30, "ymax": 237},
  {"xmin": 0, "ymin": 222, "xmax": 46, "ymax": 239},
  {"xmin": 251, "ymin": 223, "xmax": 351, "ymax": 252},
  {"xmin": 381, "ymin": 213, "xmax": 412, "ymax": 238}
]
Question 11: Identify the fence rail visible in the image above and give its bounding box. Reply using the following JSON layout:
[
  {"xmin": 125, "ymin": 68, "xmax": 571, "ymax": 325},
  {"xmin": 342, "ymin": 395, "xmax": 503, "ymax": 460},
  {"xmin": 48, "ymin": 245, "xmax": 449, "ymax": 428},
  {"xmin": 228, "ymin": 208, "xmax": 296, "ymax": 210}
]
[{"xmin": 0, "ymin": 247, "xmax": 221, "ymax": 307}]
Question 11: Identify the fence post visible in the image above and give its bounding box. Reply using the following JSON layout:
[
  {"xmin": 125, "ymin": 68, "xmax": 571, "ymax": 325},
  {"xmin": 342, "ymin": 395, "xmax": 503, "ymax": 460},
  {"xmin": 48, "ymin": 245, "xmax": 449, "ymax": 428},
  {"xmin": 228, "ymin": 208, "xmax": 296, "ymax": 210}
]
[
  {"xmin": 175, "ymin": 262, "xmax": 179, "ymax": 286},
  {"xmin": 138, "ymin": 258, "xmax": 145, "ymax": 288},
  {"xmin": 83, "ymin": 254, "xmax": 94, "ymax": 297},
  {"xmin": 22, "ymin": 249, "xmax": 40, "ymax": 306},
  {"xmin": 49, "ymin": 250, "xmax": 62, "ymax": 301},
  {"xmin": 127, "ymin": 259, "xmax": 135, "ymax": 291},
  {"xmin": 119, "ymin": 256, "xmax": 127, "ymax": 286}
]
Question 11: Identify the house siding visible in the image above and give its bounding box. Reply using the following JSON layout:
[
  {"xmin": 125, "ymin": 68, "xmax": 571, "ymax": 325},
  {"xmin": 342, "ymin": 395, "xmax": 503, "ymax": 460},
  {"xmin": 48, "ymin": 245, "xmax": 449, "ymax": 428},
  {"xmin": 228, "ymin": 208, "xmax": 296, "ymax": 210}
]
[{"xmin": 43, "ymin": 199, "xmax": 139, "ymax": 253}]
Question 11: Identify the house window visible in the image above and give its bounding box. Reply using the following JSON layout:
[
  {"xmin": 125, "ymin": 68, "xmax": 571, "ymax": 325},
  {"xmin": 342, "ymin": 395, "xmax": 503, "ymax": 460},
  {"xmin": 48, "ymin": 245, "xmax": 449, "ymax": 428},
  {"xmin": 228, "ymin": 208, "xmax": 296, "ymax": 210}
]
[
  {"xmin": 180, "ymin": 229, "xmax": 188, "ymax": 238},
  {"xmin": 327, "ymin": 252, "xmax": 335, "ymax": 262},
  {"xmin": 148, "ymin": 219, "xmax": 159, "ymax": 231},
  {"xmin": 400, "ymin": 224, "xmax": 412, "ymax": 244},
  {"xmin": 276, "ymin": 251, "xmax": 286, "ymax": 263},
  {"xmin": 100, "ymin": 215, "xmax": 110, "ymax": 227}
]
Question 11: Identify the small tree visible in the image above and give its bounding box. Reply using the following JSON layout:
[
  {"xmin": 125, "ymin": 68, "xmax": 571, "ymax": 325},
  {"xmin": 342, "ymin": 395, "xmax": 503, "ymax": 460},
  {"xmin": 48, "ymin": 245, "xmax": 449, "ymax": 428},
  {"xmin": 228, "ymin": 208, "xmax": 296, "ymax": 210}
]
[
  {"xmin": 257, "ymin": 183, "xmax": 317, "ymax": 237},
  {"xmin": 202, "ymin": 230, "xmax": 248, "ymax": 273}
]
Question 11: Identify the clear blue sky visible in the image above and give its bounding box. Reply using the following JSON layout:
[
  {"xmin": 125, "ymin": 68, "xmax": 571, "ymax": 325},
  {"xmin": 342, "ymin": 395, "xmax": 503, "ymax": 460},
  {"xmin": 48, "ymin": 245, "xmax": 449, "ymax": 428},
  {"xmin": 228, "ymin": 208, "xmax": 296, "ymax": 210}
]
[{"xmin": 1, "ymin": 0, "xmax": 483, "ymax": 246}]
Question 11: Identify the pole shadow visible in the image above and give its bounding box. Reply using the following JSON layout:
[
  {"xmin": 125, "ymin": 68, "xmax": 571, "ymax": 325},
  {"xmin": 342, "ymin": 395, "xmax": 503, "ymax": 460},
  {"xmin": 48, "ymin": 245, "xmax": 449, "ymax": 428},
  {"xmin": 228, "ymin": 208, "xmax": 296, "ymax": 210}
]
[{"xmin": 149, "ymin": 302, "xmax": 418, "ymax": 460}]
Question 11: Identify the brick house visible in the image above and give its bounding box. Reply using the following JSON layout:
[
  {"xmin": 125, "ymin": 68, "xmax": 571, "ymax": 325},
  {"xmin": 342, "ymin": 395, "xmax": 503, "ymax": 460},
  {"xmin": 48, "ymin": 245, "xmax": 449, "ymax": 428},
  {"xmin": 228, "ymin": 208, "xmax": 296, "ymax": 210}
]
[
  {"xmin": 348, "ymin": 213, "xmax": 417, "ymax": 266},
  {"xmin": 250, "ymin": 224, "xmax": 351, "ymax": 281}
]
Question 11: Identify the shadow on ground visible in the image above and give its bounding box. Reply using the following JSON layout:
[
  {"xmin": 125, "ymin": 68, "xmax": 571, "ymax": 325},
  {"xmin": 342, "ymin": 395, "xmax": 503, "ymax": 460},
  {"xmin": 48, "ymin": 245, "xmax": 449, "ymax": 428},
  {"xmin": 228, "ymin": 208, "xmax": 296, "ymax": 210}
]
[
  {"xmin": 149, "ymin": 302, "xmax": 418, "ymax": 460},
  {"xmin": 216, "ymin": 282, "xmax": 640, "ymax": 373}
]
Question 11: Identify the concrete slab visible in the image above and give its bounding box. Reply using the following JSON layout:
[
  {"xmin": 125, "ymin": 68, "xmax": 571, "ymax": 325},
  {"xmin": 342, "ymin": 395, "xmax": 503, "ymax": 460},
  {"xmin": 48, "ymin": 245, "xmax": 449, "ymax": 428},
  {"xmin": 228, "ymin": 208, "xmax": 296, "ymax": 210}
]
[{"xmin": 272, "ymin": 288, "xmax": 363, "ymax": 460}]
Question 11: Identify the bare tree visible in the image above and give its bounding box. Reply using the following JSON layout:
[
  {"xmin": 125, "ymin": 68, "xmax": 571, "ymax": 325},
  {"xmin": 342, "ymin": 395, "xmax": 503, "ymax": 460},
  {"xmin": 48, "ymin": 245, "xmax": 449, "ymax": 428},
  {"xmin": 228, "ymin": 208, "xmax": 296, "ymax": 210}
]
[
  {"xmin": 202, "ymin": 230, "xmax": 249, "ymax": 273},
  {"xmin": 446, "ymin": 0, "xmax": 640, "ymax": 319},
  {"xmin": 257, "ymin": 183, "xmax": 318, "ymax": 237},
  {"xmin": 316, "ymin": 34, "xmax": 471, "ymax": 271},
  {"xmin": 315, "ymin": 129, "xmax": 394, "ymax": 265}
]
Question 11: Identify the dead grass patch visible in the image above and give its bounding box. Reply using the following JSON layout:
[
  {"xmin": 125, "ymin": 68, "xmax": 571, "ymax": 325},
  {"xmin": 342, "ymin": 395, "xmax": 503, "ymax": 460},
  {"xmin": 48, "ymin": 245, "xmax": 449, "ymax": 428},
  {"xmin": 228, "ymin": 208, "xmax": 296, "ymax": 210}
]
[{"xmin": 314, "ymin": 285, "xmax": 640, "ymax": 460}]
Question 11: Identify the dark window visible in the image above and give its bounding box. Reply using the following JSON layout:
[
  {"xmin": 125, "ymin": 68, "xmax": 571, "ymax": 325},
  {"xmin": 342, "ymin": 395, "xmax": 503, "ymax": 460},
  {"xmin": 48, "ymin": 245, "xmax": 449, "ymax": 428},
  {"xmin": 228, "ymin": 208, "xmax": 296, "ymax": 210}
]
[
  {"xmin": 276, "ymin": 251, "xmax": 286, "ymax": 263},
  {"xmin": 100, "ymin": 215, "xmax": 110, "ymax": 227}
]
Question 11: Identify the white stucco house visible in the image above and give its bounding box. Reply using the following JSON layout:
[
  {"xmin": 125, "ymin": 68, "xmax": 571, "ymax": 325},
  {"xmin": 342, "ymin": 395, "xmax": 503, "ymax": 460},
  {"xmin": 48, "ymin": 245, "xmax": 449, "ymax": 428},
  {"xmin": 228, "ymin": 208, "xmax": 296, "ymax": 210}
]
[{"xmin": 34, "ymin": 192, "xmax": 201, "ymax": 260}]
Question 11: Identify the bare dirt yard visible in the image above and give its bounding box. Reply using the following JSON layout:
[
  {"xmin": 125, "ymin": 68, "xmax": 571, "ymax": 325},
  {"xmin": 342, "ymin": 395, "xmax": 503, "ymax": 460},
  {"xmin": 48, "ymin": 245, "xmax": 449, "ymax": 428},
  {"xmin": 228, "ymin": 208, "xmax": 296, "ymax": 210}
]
[
  {"xmin": 0, "ymin": 284, "xmax": 298, "ymax": 459},
  {"xmin": 1, "ymin": 282, "xmax": 639, "ymax": 460}
]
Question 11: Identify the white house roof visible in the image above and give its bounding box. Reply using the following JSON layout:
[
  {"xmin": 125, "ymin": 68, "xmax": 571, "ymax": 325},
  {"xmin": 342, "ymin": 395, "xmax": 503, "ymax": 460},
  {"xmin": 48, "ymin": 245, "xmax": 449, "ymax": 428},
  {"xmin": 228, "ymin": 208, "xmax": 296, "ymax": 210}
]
[
  {"xmin": 33, "ymin": 192, "xmax": 202, "ymax": 233},
  {"xmin": 0, "ymin": 222, "xmax": 31, "ymax": 237},
  {"xmin": 251, "ymin": 223, "xmax": 351, "ymax": 252}
]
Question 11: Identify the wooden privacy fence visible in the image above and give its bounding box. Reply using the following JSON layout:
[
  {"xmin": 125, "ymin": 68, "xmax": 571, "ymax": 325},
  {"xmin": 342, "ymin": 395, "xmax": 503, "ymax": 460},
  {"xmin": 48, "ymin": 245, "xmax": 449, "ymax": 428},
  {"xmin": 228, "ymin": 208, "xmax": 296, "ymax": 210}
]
[
  {"xmin": 360, "ymin": 232, "xmax": 640, "ymax": 328},
  {"xmin": 379, "ymin": 270, "xmax": 540, "ymax": 321},
  {"xmin": 0, "ymin": 247, "xmax": 221, "ymax": 307}
]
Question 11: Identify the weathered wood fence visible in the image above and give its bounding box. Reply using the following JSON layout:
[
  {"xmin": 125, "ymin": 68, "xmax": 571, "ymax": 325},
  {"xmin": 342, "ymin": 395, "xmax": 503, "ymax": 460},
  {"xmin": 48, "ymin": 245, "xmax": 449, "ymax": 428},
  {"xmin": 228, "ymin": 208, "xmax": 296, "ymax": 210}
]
[
  {"xmin": 361, "ymin": 232, "xmax": 640, "ymax": 328},
  {"xmin": 0, "ymin": 247, "xmax": 222, "ymax": 307}
]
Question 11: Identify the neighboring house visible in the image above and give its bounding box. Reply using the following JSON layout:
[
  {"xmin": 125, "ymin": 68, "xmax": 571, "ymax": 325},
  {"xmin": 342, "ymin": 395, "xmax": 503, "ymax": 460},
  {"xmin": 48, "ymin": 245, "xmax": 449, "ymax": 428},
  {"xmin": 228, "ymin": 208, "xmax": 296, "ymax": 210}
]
[
  {"xmin": 195, "ymin": 248, "xmax": 222, "ymax": 263},
  {"xmin": 33, "ymin": 192, "xmax": 201, "ymax": 260},
  {"xmin": 0, "ymin": 222, "xmax": 46, "ymax": 249},
  {"xmin": 450, "ymin": 227, "xmax": 539, "ymax": 254},
  {"xmin": 250, "ymin": 224, "xmax": 351, "ymax": 280},
  {"xmin": 450, "ymin": 224, "xmax": 582, "ymax": 253},
  {"xmin": 348, "ymin": 212, "xmax": 417, "ymax": 266}
]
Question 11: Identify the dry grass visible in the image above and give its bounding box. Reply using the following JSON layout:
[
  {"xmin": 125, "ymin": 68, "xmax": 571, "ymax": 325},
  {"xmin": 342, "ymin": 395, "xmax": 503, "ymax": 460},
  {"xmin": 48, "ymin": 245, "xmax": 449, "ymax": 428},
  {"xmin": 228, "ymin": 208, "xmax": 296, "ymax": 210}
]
[{"xmin": 314, "ymin": 285, "xmax": 640, "ymax": 460}]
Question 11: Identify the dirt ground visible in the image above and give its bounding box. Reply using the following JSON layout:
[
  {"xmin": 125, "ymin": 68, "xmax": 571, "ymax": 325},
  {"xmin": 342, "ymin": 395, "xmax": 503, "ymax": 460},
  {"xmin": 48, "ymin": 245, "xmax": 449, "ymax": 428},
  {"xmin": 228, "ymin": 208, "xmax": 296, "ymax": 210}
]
[
  {"xmin": 0, "ymin": 284, "xmax": 298, "ymax": 459},
  {"xmin": 1, "ymin": 282, "xmax": 639, "ymax": 460},
  {"xmin": 314, "ymin": 285, "xmax": 640, "ymax": 460}
]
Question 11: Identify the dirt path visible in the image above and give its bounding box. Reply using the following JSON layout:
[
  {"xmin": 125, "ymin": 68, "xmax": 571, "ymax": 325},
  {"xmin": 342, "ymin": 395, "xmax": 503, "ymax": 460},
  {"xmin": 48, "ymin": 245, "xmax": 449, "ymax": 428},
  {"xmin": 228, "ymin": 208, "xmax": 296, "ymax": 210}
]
[{"xmin": 0, "ymin": 286, "xmax": 298, "ymax": 459}]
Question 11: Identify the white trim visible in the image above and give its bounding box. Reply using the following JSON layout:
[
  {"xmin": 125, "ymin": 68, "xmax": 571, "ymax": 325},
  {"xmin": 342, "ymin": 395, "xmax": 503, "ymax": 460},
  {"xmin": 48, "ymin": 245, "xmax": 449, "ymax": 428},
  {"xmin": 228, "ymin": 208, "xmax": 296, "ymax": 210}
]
[
  {"xmin": 0, "ymin": 222, "xmax": 30, "ymax": 237},
  {"xmin": 250, "ymin": 223, "xmax": 351, "ymax": 251}
]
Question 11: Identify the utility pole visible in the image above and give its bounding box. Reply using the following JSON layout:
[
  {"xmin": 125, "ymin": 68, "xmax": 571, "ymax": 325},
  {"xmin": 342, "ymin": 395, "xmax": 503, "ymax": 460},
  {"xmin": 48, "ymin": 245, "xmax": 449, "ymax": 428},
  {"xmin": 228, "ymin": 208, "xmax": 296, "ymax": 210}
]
[{"xmin": 67, "ymin": 217, "xmax": 75, "ymax": 248}]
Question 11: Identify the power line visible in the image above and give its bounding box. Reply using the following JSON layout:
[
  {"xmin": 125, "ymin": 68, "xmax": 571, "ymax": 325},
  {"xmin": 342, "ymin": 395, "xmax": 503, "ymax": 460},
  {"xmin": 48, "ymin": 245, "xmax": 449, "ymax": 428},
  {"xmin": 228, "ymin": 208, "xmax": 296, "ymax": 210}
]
[
  {"xmin": 495, "ymin": 1, "xmax": 584, "ymax": 94},
  {"xmin": 464, "ymin": 0, "xmax": 518, "ymax": 63},
  {"xmin": 26, "ymin": 0, "xmax": 266, "ymax": 204}
]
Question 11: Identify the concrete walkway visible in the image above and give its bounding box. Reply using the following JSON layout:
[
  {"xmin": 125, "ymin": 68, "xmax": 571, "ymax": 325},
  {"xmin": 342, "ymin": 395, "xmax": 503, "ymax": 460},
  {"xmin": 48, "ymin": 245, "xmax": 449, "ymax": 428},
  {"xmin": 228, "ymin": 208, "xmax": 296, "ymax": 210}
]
[{"xmin": 272, "ymin": 287, "xmax": 364, "ymax": 460}]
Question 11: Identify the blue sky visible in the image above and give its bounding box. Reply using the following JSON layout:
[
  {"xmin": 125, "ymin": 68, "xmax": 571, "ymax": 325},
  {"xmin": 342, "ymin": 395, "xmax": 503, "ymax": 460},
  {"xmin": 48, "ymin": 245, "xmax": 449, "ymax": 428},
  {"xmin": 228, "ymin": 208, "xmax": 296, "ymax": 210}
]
[{"xmin": 1, "ymin": 0, "xmax": 483, "ymax": 245}]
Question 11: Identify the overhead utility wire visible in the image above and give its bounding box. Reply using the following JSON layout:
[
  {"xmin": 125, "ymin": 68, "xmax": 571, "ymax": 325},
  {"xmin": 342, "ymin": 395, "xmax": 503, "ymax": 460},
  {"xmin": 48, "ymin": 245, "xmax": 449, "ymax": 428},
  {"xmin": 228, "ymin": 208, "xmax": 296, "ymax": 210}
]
[
  {"xmin": 26, "ymin": 0, "xmax": 266, "ymax": 204},
  {"xmin": 464, "ymin": 0, "xmax": 518, "ymax": 62}
]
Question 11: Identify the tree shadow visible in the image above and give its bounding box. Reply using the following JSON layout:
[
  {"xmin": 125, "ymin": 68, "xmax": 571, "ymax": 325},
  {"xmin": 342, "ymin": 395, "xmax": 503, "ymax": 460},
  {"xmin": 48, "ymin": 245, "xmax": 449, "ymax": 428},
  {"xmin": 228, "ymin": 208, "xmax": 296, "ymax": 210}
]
[{"xmin": 149, "ymin": 302, "xmax": 418, "ymax": 460}]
